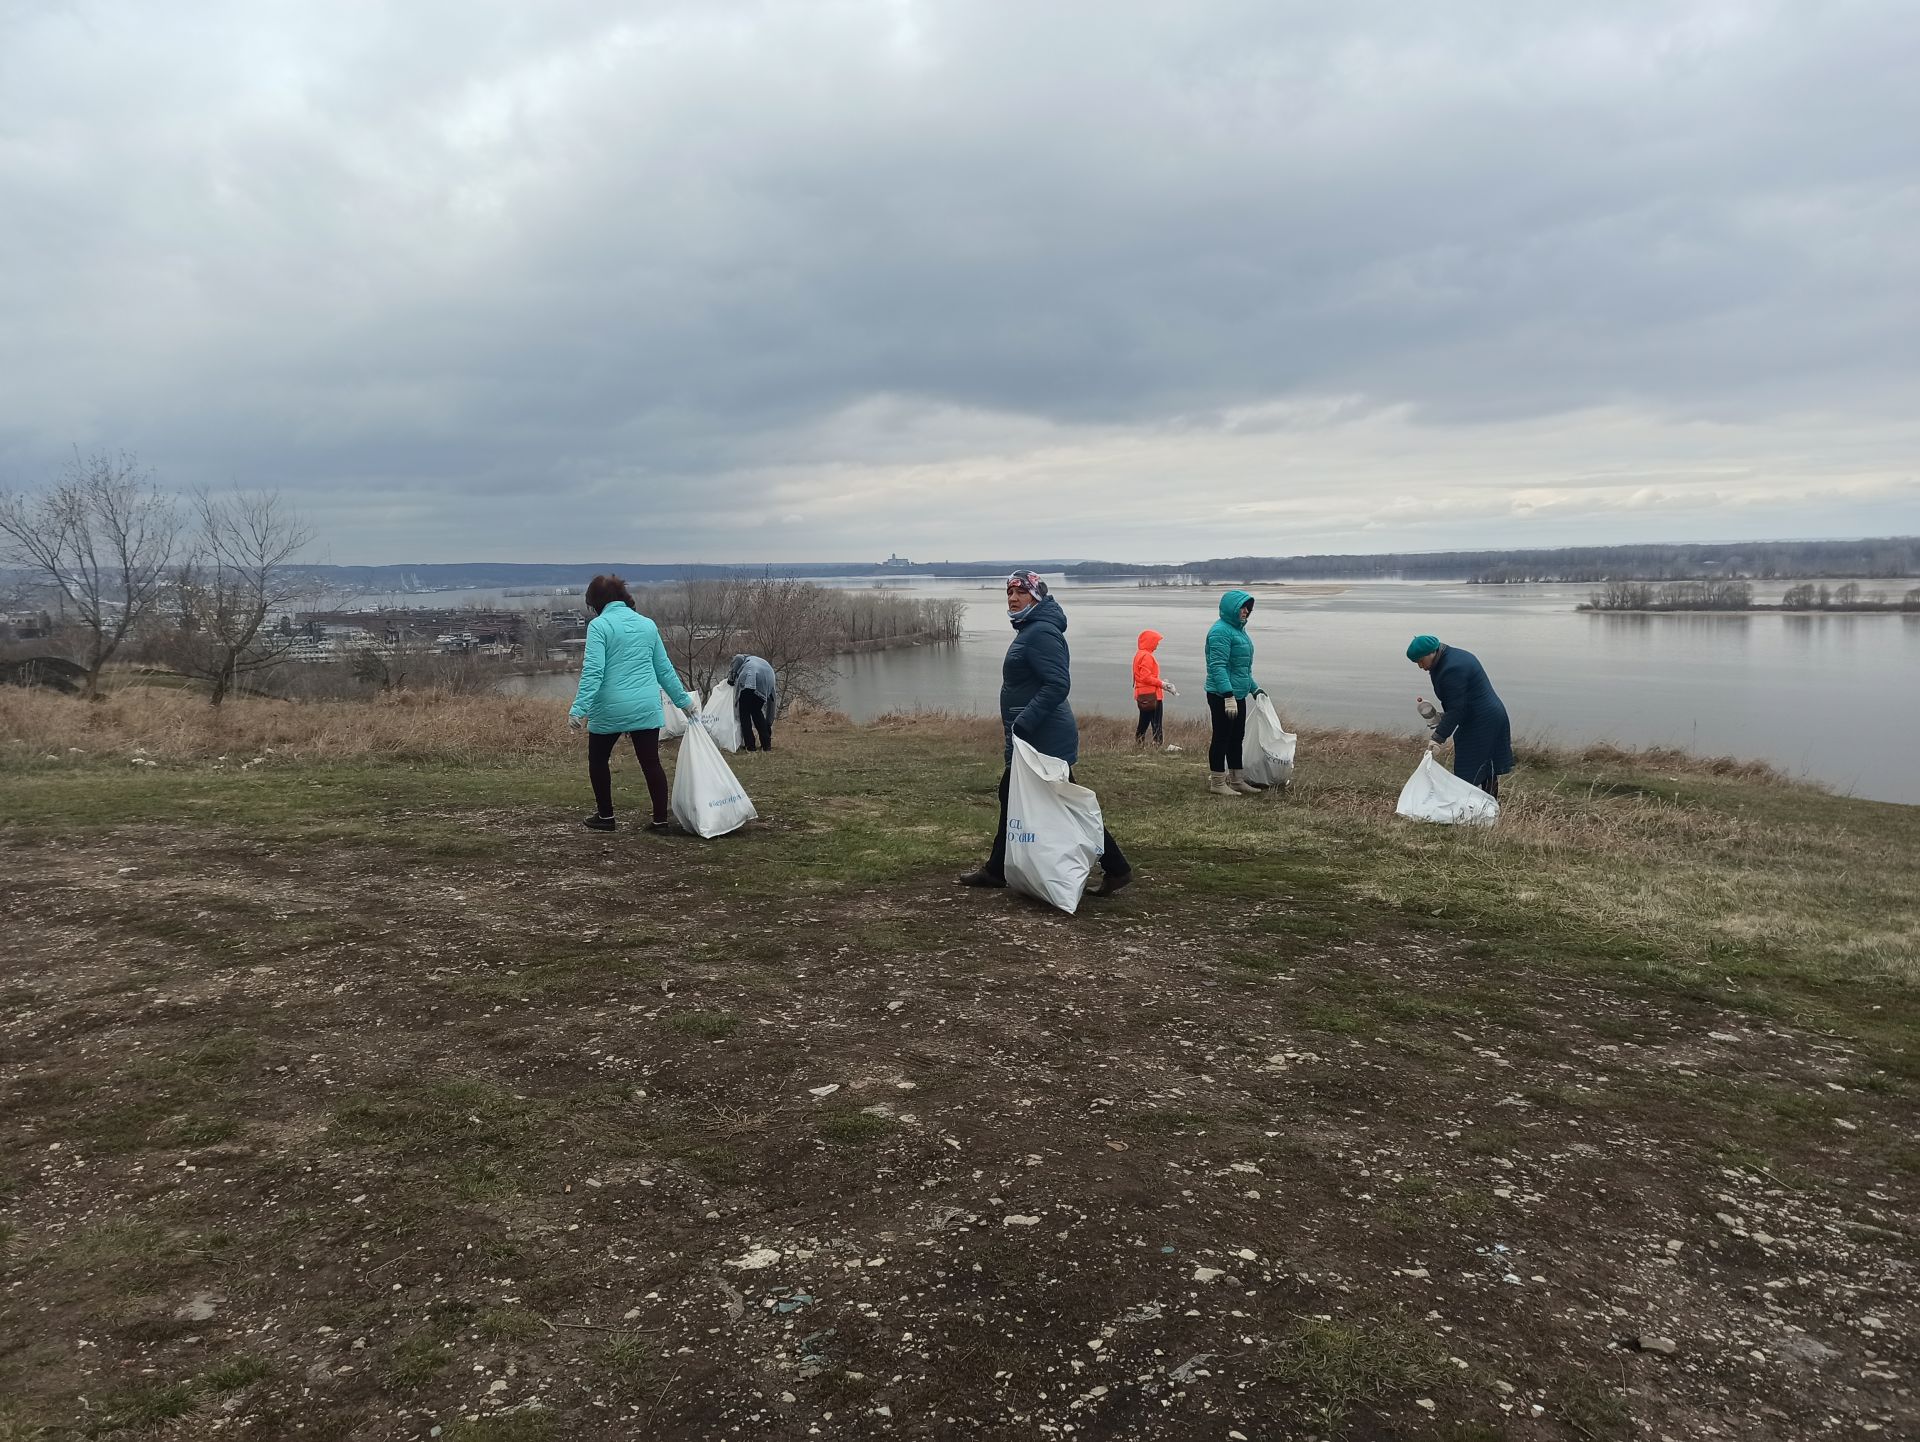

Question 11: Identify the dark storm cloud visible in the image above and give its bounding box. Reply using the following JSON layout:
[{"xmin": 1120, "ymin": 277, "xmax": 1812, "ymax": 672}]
[{"xmin": 1, "ymin": 0, "xmax": 1916, "ymax": 561}]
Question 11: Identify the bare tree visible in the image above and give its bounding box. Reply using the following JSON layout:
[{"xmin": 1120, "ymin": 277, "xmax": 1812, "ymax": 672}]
[
  {"xmin": 0, "ymin": 450, "xmax": 179, "ymax": 697},
  {"xmin": 1584, "ymin": 580, "xmax": 1656, "ymax": 611},
  {"xmin": 637, "ymin": 576, "xmax": 966, "ymax": 712},
  {"xmin": 652, "ymin": 577, "xmax": 750, "ymax": 693},
  {"xmin": 518, "ymin": 609, "xmax": 552, "ymax": 664},
  {"xmin": 351, "ymin": 646, "xmax": 394, "ymax": 690},
  {"xmin": 744, "ymin": 575, "xmax": 842, "ymax": 713},
  {"xmin": 350, "ymin": 644, "xmax": 497, "ymax": 695},
  {"xmin": 926, "ymin": 597, "xmax": 965, "ymax": 642},
  {"xmin": 167, "ymin": 489, "xmax": 316, "ymax": 705}
]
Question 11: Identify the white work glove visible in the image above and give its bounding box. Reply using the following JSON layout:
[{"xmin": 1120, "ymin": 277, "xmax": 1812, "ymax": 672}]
[{"xmin": 568, "ymin": 714, "xmax": 584, "ymax": 733}]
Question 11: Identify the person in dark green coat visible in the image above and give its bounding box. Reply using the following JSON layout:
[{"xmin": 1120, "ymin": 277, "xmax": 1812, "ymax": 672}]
[
  {"xmin": 1408, "ymin": 634, "xmax": 1514, "ymax": 797},
  {"xmin": 1204, "ymin": 589, "xmax": 1266, "ymax": 797}
]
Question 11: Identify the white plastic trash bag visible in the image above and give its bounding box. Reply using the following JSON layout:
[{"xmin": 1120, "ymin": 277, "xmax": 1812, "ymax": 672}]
[
  {"xmin": 1004, "ymin": 736, "xmax": 1106, "ymax": 915},
  {"xmin": 671, "ymin": 720, "xmax": 758, "ymax": 837},
  {"xmin": 1243, "ymin": 693, "xmax": 1297, "ymax": 787},
  {"xmin": 660, "ymin": 686, "xmax": 701, "ymax": 739},
  {"xmin": 700, "ymin": 681, "xmax": 742, "ymax": 752},
  {"xmin": 1395, "ymin": 751, "xmax": 1500, "ymax": 826}
]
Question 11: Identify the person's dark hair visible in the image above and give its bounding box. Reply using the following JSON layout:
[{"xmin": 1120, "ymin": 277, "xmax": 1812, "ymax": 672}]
[{"xmin": 584, "ymin": 574, "xmax": 635, "ymax": 615}]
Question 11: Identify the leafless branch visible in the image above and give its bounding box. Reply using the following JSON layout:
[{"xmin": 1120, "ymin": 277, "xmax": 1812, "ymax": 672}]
[
  {"xmin": 163, "ymin": 488, "xmax": 317, "ymax": 705},
  {"xmin": 0, "ymin": 450, "xmax": 179, "ymax": 697}
]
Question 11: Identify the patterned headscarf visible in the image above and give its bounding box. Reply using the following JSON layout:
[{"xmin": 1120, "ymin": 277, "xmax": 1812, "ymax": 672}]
[{"xmin": 1006, "ymin": 570, "xmax": 1049, "ymax": 599}]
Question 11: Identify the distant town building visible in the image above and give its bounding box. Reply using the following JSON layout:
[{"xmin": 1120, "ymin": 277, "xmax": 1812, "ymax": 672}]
[
  {"xmin": 881, "ymin": 552, "xmax": 912, "ymax": 569},
  {"xmin": 2, "ymin": 610, "xmax": 55, "ymax": 642}
]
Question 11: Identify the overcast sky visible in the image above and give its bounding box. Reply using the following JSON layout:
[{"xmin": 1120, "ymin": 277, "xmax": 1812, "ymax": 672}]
[{"xmin": 2, "ymin": 1, "xmax": 1916, "ymax": 564}]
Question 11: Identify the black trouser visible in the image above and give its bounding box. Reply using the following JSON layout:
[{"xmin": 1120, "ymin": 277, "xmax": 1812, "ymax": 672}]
[
  {"xmin": 1134, "ymin": 697, "xmax": 1163, "ymax": 744},
  {"xmin": 984, "ymin": 767, "xmax": 1129, "ymax": 880},
  {"xmin": 738, "ymin": 691, "xmax": 773, "ymax": 751},
  {"xmin": 1206, "ymin": 692, "xmax": 1245, "ymax": 771},
  {"xmin": 587, "ymin": 728, "xmax": 669, "ymax": 822}
]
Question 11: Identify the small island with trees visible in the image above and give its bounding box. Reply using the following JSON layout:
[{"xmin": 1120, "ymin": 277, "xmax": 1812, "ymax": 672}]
[{"xmin": 1580, "ymin": 578, "xmax": 1920, "ymax": 613}]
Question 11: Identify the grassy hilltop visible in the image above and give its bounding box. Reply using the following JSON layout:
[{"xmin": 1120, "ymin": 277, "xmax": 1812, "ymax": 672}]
[{"xmin": 1, "ymin": 690, "xmax": 1915, "ymax": 1441}]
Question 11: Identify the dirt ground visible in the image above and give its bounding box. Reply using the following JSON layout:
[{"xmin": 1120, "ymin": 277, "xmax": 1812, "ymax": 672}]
[{"xmin": 1, "ymin": 740, "xmax": 1915, "ymax": 1440}]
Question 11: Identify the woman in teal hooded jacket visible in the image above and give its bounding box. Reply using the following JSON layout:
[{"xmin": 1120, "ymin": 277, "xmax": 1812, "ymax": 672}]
[
  {"xmin": 1204, "ymin": 589, "xmax": 1265, "ymax": 796},
  {"xmin": 568, "ymin": 574, "xmax": 696, "ymax": 832}
]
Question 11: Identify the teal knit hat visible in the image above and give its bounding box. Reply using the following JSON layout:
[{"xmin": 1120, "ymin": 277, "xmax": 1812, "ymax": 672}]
[{"xmin": 1406, "ymin": 634, "xmax": 1441, "ymax": 661}]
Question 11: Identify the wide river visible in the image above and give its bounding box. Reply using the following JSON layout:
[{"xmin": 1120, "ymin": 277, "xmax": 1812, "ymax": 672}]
[{"xmin": 485, "ymin": 577, "xmax": 1917, "ymax": 804}]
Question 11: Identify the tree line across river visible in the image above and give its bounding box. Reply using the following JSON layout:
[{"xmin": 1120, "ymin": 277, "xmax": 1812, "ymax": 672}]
[
  {"xmin": 1579, "ymin": 578, "xmax": 1920, "ymax": 613},
  {"xmin": 1075, "ymin": 537, "xmax": 1920, "ymax": 584}
]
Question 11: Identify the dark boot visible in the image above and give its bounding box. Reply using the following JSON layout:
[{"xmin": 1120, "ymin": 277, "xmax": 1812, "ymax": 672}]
[
  {"xmin": 583, "ymin": 813, "xmax": 616, "ymax": 832},
  {"xmin": 1088, "ymin": 869, "xmax": 1134, "ymax": 898},
  {"xmin": 957, "ymin": 867, "xmax": 1006, "ymax": 889}
]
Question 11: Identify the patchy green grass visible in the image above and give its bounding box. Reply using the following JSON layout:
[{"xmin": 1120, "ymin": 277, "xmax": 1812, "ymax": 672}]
[
  {"xmin": 1263, "ymin": 1313, "xmax": 1450, "ymax": 1436},
  {"xmin": 640, "ymin": 1126, "xmax": 747, "ymax": 1186},
  {"xmin": 816, "ymin": 1108, "xmax": 892, "ymax": 1146},
  {"xmin": 594, "ymin": 1334, "xmax": 668, "ymax": 1397},
  {"xmin": 443, "ymin": 1416, "xmax": 557, "ymax": 1442},
  {"xmin": 474, "ymin": 1307, "xmax": 545, "ymax": 1343},
  {"xmin": 381, "ymin": 1329, "xmax": 457, "ymax": 1391},
  {"xmin": 664, "ymin": 1009, "xmax": 740, "ymax": 1041},
  {"xmin": 85, "ymin": 1380, "xmax": 199, "ymax": 1433},
  {"xmin": 1555, "ymin": 1370, "xmax": 1636, "ymax": 1440},
  {"xmin": 203, "ymin": 1353, "xmax": 274, "ymax": 1392},
  {"xmin": 1301, "ymin": 1004, "xmax": 1368, "ymax": 1035},
  {"xmin": 3, "ymin": 699, "xmax": 1915, "ymax": 1440},
  {"xmin": 46, "ymin": 1220, "xmax": 190, "ymax": 1278}
]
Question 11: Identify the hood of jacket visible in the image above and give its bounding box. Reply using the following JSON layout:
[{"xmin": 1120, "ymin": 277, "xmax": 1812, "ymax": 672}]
[
  {"xmin": 1218, "ymin": 590, "xmax": 1254, "ymax": 628},
  {"xmin": 1013, "ymin": 593, "xmax": 1068, "ymax": 634},
  {"xmin": 1136, "ymin": 629, "xmax": 1162, "ymax": 652}
]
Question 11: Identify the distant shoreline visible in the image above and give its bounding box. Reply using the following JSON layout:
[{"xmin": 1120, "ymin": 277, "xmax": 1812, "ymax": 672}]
[{"xmin": 1579, "ymin": 604, "xmax": 1916, "ymax": 616}]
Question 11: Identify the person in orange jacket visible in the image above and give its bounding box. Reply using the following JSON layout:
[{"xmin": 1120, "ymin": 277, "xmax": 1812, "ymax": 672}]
[{"xmin": 1132, "ymin": 629, "xmax": 1178, "ymax": 747}]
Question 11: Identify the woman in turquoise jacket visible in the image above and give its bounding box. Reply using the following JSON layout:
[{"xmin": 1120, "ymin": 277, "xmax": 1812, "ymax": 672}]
[
  {"xmin": 568, "ymin": 574, "xmax": 696, "ymax": 832},
  {"xmin": 1204, "ymin": 589, "xmax": 1265, "ymax": 797}
]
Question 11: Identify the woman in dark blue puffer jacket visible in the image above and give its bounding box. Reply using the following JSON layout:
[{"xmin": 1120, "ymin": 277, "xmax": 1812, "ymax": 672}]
[
  {"xmin": 957, "ymin": 571, "xmax": 1132, "ymax": 897},
  {"xmin": 1408, "ymin": 634, "xmax": 1514, "ymax": 796}
]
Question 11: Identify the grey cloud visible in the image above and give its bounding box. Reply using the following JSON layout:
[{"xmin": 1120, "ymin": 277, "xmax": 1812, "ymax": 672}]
[{"xmin": 1, "ymin": 1, "xmax": 1916, "ymax": 561}]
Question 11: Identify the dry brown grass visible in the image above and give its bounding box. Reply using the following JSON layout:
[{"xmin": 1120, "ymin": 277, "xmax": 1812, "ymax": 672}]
[
  {"xmin": 1568, "ymin": 739, "xmax": 1785, "ymax": 782},
  {"xmin": 869, "ymin": 706, "xmax": 1216, "ymax": 754},
  {"xmin": 871, "ymin": 705, "xmax": 1795, "ymax": 783},
  {"xmin": 0, "ymin": 686, "xmax": 572, "ymax": 764},
  {"xmin": 5, "ymin": 689, "xmax": 1806, "ymax": 786}
]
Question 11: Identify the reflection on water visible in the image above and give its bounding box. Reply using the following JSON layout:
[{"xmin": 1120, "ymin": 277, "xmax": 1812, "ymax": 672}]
[{"xmin": 505, "ymin": 578, "xmax": 1918, "ymax": 804}]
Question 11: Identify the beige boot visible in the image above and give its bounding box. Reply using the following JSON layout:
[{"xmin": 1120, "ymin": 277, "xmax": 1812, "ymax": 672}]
[
  {"xmin": 1226, "ymin": 769, "xmax": 1262, "ymax": 795},
  {"xmin": 1208, "ymin": 771, "xmax": 1243, "ymax": 797}
]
